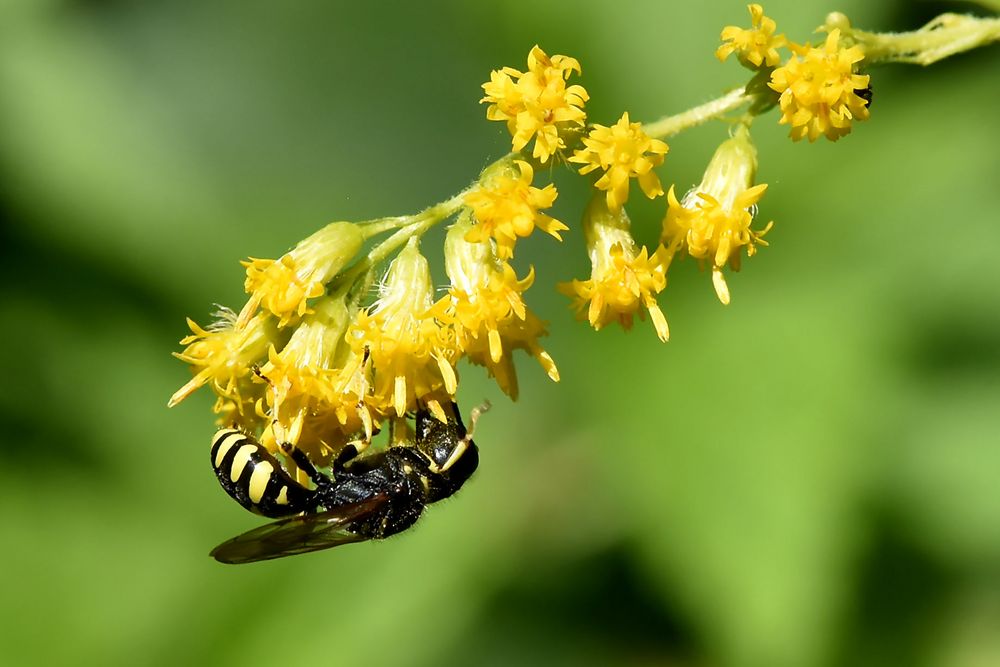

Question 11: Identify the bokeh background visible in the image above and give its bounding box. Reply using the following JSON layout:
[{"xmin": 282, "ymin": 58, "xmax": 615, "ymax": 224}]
[{"xmin": 2, "ymin": 1, "xmax": 998, "ymax": 665}]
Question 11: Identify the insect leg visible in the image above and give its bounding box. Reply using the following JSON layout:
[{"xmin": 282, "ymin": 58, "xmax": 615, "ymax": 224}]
[
  {"xmin": 332, "ymin": 443, "xmax": 361, "ymax": 472},
  {"xmin": 439, "ymin": 400, "xmax": 491, "ymax": 473},
  {"xmin": 279, "ymin": 442, "xmax": 332, "ymax": 486}
]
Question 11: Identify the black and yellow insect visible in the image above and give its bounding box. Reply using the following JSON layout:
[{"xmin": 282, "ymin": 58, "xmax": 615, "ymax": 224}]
[{"xmin": 208, "ymin": 402, "xmax": 486, "ymax": 564}]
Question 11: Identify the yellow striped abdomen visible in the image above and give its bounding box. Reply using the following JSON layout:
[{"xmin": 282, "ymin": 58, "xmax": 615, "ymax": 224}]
[{"xmin": 209, "ymin": 429, "xmax": 313, "ymax": 517}]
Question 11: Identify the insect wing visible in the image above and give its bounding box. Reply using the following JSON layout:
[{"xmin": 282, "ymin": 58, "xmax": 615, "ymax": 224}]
[{"xmin": 210, "ymin": 494, "xmax": 387, "ymax": 564}]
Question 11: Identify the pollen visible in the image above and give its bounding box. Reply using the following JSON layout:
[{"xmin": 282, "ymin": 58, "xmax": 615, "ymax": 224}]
[
  {"xmin": 559, "ymin": 195, "xmax": 670, "ymax": 342},
  {"xmin": 463, "ymin": 160, "xmax": 568, "ymax": 260},
  {"xmin": 716, "ymin": 4, "xmax": 787, "ymax": 68},
  {"xmin": 768, "ymin": 28, "xmax": 871, "ymax": 142},
  {"xmin": 481, "ymin": 45, "xmax": 589, "ymax": 163},
  {"xmin": 568, "ymin": 112, "xmax": 669, "ymax": 212}
]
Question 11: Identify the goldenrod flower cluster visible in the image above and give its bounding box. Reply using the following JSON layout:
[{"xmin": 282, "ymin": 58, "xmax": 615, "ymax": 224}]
[
  {"xmin": 481, "ymin": 45, "xmax": 589, "ymax": 163},
  {"xmin": 559, "ymin": 196, "xmax": 671, "ymax": 342},
  {"xmin": 717, "ymin": 3, "xmax": 786, "ymax": 68},
  {"xmin": 716, "ymin": 5, "xmax": 872, "ymax": 142},
  {"xmin": 170, "ymin": 211, "xmax": 558, "ymax": 464},
  {"xmin": 463, "ymin": 160, "xmax": 567, "ymax": 260},
  {"xmin": 568, "ymin": 113, "xmax": 669, "ymax": 212},
  {"xmin": 172, "ymin": 8, "xmax": 999, "ymax": 467},
  {"xmin": 663, "ymin": 124, "xmax": 772, "ymax": 305},
  {"xmin": 768, "ymin": 29, "xmax": 870, "ymax": 142}
]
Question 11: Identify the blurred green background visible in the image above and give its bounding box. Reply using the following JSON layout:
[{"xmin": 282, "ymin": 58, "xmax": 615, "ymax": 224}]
[{"xmin": 2, "ymin": 1, "xmax": 998, "ymax": 665}]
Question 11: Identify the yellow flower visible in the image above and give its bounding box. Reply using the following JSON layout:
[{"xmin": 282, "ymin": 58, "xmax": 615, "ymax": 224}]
[
  {"xmin": 716, "ymin": 4, "xmax": 787, "ymax": 68},
  {"xmin": 559, "ymin": 195, "xmax": 670, "ymax": 342},
  {"xmin": 464, "ymin": 160, "xmax": 568, "ymax": 259},
  {"xmin": 434, "ymin": 220, "xmax": 559, "ymax": 400},
  {"xmin": 169, "ymin": 309, "xmax": 275, "ymax": 413},
  {"xmin": 768, "ymin": 29, "xmax": 870, "ymax": 142},
  {"xmin": 238, "ymin": 221, "xmax": 363, "ymax": 328},
  {"xmin": 662, "ymin": 126, "xmax": 773, "ymax": 305},
  {"xmin": 255, "ymin": 295, "xmax": 374, "ymax": 463},
  {"xmin": 348, "ymin": 237, "xmax": 458, "ymax": 420},
  {"xmin": 569, "ymin": 113, "xmax": 669, "ymax": 212},
  {"xmin": 481, "ymin": 45, "xmax": 589, "ymax": 163},
  {"xmin": 258, "ymin": 344, "xmax": 332, "ymax": 458}
]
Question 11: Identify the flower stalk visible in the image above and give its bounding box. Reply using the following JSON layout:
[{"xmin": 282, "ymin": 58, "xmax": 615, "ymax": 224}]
[
  {"xmin": 825, "ymin": 11, "xmax": 1000, "ymax": 65},
  {"xmin": 641, "ymin": 88, "xmax": 753, "ymax": 140},
  {"xmin": 170, "ymin": 9, "xmax": 999, "ymax": 469}
]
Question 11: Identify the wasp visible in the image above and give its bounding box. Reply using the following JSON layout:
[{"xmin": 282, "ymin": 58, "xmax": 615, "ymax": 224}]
[{"xmin": 208, "ymin": 402, "xmax": 487, "ymax": 564}]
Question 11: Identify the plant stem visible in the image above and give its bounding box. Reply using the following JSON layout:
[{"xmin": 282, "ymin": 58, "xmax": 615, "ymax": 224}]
[
  {"xmin": 642, "ymin": 88, "xmax": 752, "ymax": 139},
  {"xmin": 347, "ymin": 90, "xmax": 758, "ymax": 284},
  {"xmin": 358, "ymin": 216, "xmax": 412, "ymax": 238},
  {"xmin": 843, "ymin": 13, "xmax": 1000, "ymax": 65}
]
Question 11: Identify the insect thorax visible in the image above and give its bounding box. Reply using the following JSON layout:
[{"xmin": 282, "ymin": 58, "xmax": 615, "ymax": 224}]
[{"xmin": 318, "ymin": 448, "xmax": 432, "ymax": 539}]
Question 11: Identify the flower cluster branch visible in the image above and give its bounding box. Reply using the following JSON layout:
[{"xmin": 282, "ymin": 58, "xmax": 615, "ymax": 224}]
[{"xmin": 171, "ymin": 5, "xmax": 999, "ymax": 465}]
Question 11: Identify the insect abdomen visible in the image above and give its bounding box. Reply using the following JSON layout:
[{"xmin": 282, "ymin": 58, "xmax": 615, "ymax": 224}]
[{"xmin": 210, "ymin": 429, "xmax": 314, "ymax": 518}]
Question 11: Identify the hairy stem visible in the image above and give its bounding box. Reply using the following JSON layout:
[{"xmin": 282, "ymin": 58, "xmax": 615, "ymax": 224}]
[{"xmin": 642, "ymin": 88, "xmax": 753, "ymax": 139}]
